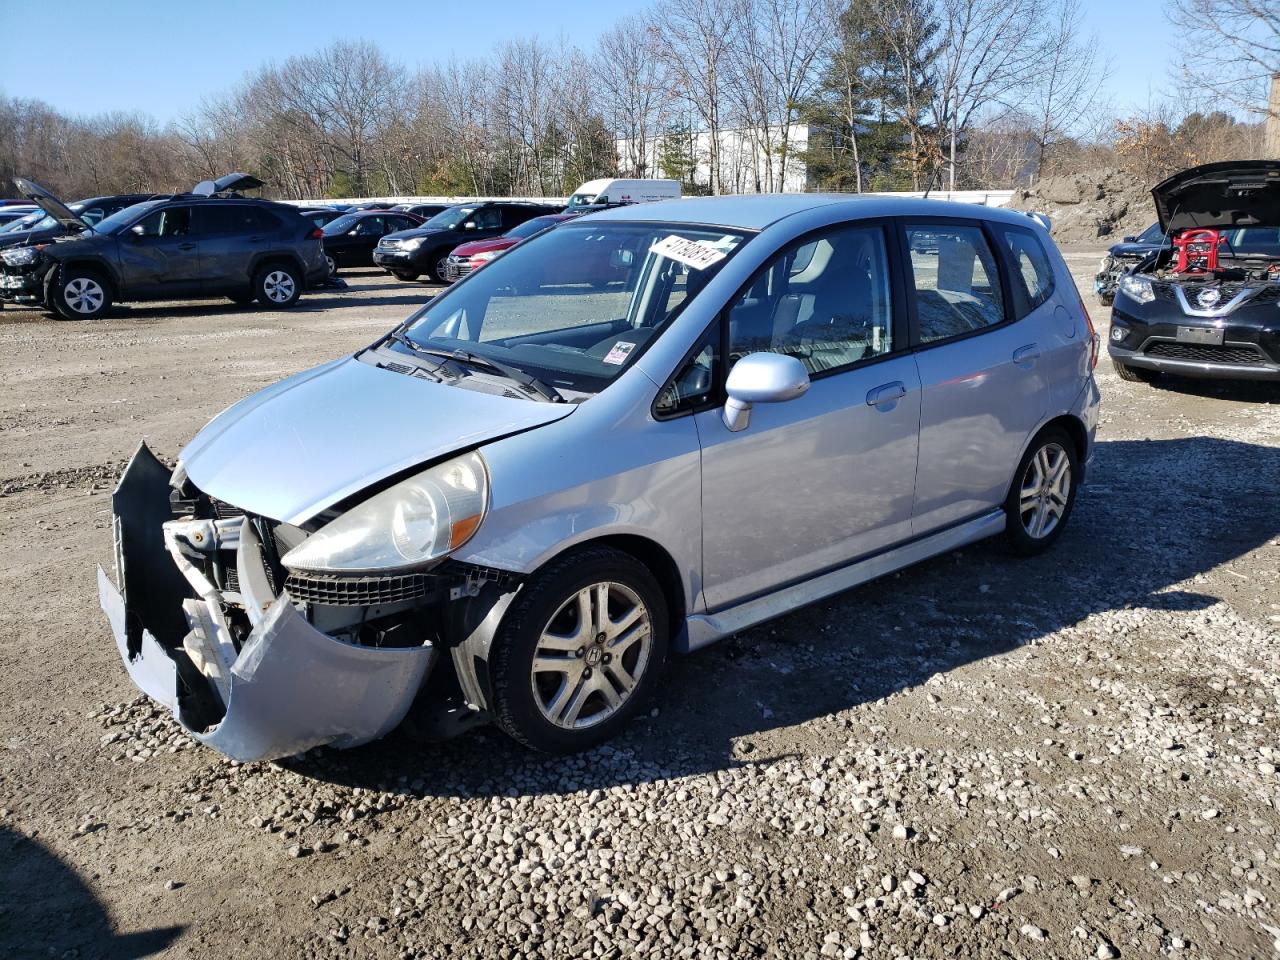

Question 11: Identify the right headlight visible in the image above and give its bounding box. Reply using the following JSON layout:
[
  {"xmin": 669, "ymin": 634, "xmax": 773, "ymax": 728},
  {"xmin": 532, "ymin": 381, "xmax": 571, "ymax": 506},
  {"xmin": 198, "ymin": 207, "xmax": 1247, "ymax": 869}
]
[
  {"xmin": 281, "ymin": 451, "xmax": 489, "ymax": 574},
  {"xmin": 1117, "ymin": 274, "xmax": 1154, "ymax": 304},
  {"xmin": 1, "ymin": 246, "xmax": 40, "ymax": 267},
  {"xmin": 400, "ymin": 237, "xmax": 424, "ymax": 251}
]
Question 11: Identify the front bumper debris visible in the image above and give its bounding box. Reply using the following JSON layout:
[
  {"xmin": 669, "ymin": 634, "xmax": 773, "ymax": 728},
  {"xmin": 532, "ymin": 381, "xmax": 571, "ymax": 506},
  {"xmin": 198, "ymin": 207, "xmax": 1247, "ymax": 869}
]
[{"xmin": 99, "ymin": 443, "xmax": 438, "ymax": 762}]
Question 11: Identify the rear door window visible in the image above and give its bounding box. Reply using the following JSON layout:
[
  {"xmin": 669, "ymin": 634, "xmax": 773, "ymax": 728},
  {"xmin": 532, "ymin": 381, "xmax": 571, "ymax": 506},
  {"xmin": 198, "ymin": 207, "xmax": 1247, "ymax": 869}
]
[{"xmin": 902, "ymin": 222, "xmax": 1006, "ymax": 345}]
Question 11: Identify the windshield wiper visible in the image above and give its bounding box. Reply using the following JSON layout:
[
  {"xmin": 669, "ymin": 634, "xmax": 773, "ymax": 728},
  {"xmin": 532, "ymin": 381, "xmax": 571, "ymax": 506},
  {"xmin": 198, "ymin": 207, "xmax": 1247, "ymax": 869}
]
[{"xmin": 396, "ymin": 339, "xmax": 565, "ymax": 403}]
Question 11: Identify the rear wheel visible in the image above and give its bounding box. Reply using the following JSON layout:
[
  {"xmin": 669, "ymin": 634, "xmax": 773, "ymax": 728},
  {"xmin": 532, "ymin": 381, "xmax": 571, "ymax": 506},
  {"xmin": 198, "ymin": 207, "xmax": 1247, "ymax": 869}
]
[
  {"xmin": 254, "ymin": 263, "xmax": 301, "ymax": 308},
  {"xmin": 1003, "ymin": 427, "xmax": 1079, "ymax": 556},
  {"xmin": 51, "ymin": 268, "xmax": 112, "ymax": 321},
  {"xmin": 325, "ymin": 253, "xmax": 337, "ymax": 277},
  {"xmin": 392, "ymin": 269, "xmax": 419, "ymax": 281},
  {"xmin": 490, "ymin": 547, "xmax": 669, "ymax": 753},
  {"xmin": 427, "ymin": 251, "xmax": 449, "ymax": 284},
  {"xmin": 1112, "ymin": 359, "xmax": 1158, "ymax": 383}
]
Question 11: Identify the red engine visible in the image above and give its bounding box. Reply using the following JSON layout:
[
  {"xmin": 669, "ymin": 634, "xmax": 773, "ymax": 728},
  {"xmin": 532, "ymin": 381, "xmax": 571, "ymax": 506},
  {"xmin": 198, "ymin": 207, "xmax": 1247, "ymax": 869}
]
[{"xmin": 1172, "ymin": 228, "xmax": 1222, "ymax": 275}]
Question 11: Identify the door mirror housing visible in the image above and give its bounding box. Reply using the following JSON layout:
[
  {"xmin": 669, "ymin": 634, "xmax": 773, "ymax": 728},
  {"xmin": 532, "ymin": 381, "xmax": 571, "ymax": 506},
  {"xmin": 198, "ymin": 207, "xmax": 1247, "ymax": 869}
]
[
  {"xmin": 1122, "ymin": 236, "xmax": 1137, "ymax": 243},
  {"xmin": 722, "ymin": 352, "xmax": 810, "ymax": 432},
  {"xmin": 129, "ymin": 224, "xmax": 146, "ymax": 239},
  {"xmin": 463, "ymin": 221, "xmax": 477, "ymax": 231}
]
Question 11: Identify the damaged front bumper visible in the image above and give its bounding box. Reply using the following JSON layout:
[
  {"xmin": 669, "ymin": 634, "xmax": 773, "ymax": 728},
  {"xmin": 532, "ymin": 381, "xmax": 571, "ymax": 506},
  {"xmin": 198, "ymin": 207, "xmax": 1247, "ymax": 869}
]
[{"xmin": 98, "ymin": 444, "xmax": 438, "ymax": 762}]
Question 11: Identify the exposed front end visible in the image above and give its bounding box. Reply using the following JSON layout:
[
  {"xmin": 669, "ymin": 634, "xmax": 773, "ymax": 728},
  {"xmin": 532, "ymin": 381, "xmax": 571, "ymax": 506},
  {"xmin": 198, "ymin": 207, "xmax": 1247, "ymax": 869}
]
[
  {"xmin": 100, "ymin": 443, "xmax": 464, "ymax": 762},
  {"xmin": 0, "ymin": 244, "xmax": 50, "ymax": 307},
  {"xmin": 1108, "ymin": 275, "xmax": 1280, "ymax": 381}
]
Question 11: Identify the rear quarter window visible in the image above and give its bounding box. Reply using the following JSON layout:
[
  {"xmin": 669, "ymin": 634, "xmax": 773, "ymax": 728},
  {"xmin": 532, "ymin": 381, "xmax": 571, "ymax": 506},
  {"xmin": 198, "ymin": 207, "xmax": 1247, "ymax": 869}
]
[{"xmin": 996, "ymin": 224, "xmax": 1056, "ymax": 315}]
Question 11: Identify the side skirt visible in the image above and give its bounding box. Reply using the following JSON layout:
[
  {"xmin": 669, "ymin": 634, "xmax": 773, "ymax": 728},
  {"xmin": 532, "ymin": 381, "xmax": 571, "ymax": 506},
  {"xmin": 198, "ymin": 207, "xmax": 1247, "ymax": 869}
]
[{"xmin": 681, "ymin": 509, "xmax": 1006, "ymax": 652}]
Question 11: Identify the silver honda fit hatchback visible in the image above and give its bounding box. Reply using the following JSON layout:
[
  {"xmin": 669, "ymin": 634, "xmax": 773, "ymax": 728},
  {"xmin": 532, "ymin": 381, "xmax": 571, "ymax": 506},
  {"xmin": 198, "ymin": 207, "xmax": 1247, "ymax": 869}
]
[{"xmin": 99, "ymin": 195, "xmax": 1100, "ymax": 761}]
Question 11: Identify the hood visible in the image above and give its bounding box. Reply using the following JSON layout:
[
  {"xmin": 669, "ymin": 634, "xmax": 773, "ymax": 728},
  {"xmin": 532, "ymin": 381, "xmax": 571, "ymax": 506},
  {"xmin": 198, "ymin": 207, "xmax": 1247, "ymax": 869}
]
[
  {"xmin": 390, "ymin": 225, "xmax": 454, "ymax": 241},
  {"xmin": 1108, "ymin": 239, "xmax": 1167, "ymax": 258},
  {"xmin": 1152, "ymin": 160, "xmax": 1280, "ymax": 233},
  {"xmin": 179, "ymin": 356, "xmax": 574, "ymax": 525},
  {"xmin": 452, "ymin": 237, "xmax": 520, "ymax": 258},
  {"xmin": 13, "ymin": 178, "xmax": 88, "ymax": 230}
]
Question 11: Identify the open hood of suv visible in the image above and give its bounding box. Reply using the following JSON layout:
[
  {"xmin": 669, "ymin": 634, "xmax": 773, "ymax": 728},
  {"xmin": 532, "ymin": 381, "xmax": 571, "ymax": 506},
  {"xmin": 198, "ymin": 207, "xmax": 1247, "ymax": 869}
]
[
  {"xmin": 12, "ymin": 177, "xmax": 88, "ymax": 230},
  {"xmin": 1152, "ymin": 160, "xmax": 1280, "ymax": 233},
  {"xmin": 192, "ymin": 172, "xmax": 265, "ymax": 197}
]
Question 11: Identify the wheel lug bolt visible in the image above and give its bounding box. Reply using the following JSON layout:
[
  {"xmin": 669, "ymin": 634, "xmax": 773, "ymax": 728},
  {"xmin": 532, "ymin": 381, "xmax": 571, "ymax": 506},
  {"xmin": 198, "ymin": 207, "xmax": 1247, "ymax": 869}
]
[
  {"xmin": 603, "ymin": 654, "xmax": 611, "ymax": 663},
  {"xmin": 583, "ymin": 668, "xmax": 592, "ymax": 678},
  {"xmin": 575, "ymin": 648, "xmax": 584, "ymax": 658}
]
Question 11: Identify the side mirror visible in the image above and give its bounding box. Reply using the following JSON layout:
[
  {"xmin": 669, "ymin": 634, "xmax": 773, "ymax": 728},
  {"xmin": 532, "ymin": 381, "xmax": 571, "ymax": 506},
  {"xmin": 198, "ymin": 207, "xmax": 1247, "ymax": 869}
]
[
  {"xmin": 463, "ymin": 221, "xmax": 477, "ymax": 231},
  {"xmin": 1122, "ymin": 236, "xmax": 1137, "ymax": 243},
  {"xmin": 129, "ymin": 224, "xmax": 146, "ymax": 239},
  {"xmin": 722, "ymin": 352, "xmax": 809, "ymax": 432}
]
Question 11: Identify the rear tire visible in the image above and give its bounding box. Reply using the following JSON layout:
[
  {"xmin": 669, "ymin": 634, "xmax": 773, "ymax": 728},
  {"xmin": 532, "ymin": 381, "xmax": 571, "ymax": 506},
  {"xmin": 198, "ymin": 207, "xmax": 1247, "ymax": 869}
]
[
  {"xmin": 253, "ymin": 263, "xmax": 301, "ymax": 308},
  {"xmin": 1003, "ymin": 427, "xmax": 1079, "ymax": 557},
  {"xmin": 427, "ymin": 251, "xmax": 449, "ymax": 284},
  {"xmin": 51, "ymin": 268, "xmax": 112, "ymax": 321},
  {"xmin": 490, "ymin": 547, "xmax": 669, "ymax": 753},
  {"xmin": 392, "ymin": 269, "xmax": 419, "ymax": 281},
  {"xmin": 1112, "ymin": 359, "xmax": 1158, "ymax": 383},
  {"xmin": 325, "ymin": 253, "xmax": 337, "ymax": 277}
]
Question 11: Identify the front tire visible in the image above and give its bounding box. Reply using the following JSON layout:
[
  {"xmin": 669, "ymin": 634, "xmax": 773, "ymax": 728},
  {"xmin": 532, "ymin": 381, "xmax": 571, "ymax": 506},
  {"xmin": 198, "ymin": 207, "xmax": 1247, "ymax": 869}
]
[
  {"xmin": 392, "ymin": 269, "xmax": 419, "ymax": 281},
  {"xmin": 1003, "ymin": 427, "xmax": 1079, "ymax": 557},
  {"xmin": 490, "ymin": 547, "xmax": 669, "ymax": 753},
  {"xmin": 52, "ymin": 268, "xmax": 112, "ymax": 321},
  {"xmin": 1112, "ymin": 359, "xmax": 1158, "ymax": 383},
  {"xmin": 254, "ymin": 263, "xmax": 301, "ymax": 308}
]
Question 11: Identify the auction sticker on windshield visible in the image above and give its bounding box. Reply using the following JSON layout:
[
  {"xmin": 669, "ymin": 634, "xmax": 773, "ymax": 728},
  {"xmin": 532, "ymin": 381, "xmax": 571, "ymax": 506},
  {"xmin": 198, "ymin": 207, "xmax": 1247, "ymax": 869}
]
[
  {"xmin": 602, "ymin": 341, "xmax": 637, "ymax": 365},
  {"xmin": 651, "ymin": 234, "xmax": 729, "ymax": 270}
]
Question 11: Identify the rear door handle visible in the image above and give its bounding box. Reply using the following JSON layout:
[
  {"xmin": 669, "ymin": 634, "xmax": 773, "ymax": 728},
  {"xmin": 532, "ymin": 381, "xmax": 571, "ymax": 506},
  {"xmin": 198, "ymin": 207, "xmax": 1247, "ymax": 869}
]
[
  {"xmin": 866, "ymin": 381, "xmax": 907, "ymax": 407},
  {"xmin": 1013, "ymin": 344, "xmax": 1041, "ymax": 365}
]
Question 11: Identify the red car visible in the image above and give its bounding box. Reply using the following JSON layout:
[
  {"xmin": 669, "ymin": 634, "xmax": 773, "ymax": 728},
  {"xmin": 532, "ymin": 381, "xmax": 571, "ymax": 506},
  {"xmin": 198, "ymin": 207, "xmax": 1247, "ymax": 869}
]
[{"xmin": 444, "ymin": 213, "xmax": 579, "ymax": 282}]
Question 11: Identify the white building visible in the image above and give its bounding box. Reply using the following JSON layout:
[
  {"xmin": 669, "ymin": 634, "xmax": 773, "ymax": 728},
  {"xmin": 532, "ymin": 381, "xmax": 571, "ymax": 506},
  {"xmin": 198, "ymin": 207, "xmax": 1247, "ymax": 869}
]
[{"xmin": 618, "ymin": 124, "xmax": 813, "ymax": 194}]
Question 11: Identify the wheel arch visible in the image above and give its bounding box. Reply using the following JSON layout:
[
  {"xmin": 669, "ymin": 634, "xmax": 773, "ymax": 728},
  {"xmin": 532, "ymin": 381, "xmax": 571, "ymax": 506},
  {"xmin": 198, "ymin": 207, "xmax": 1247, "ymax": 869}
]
[
  {"xmin": 249, "ymin": 251, "xmax": 304, "ymax": 280},
  {"xmin": 1007, "ymin": 412, "xmax": 1089, "ymax": 502},
  {"xmin": 50, "ymin": 257, "xmax": 120, "ymax": 295}
]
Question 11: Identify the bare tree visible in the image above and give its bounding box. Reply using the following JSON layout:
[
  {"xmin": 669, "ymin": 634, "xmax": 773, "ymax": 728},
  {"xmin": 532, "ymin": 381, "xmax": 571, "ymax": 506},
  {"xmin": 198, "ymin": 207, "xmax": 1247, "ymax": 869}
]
[
  {"xmin": 653, "ymin": 0, "xmax": 737, "ymax": 193},
  {"xmin": 1170, "ymin": 0, "xmax": 1280, "ymax": 120},
  {"xmin": 595, "ymin": 16, "xmax": 673, "ymax": 177},
  {"xmin": 1024, "ymin": 0, "xmax": 1108, "ymax": 179}
]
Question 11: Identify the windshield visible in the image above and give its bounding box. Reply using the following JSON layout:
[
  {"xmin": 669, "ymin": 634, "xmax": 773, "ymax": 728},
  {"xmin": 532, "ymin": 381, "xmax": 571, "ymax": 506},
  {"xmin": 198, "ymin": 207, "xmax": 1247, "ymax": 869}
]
[
  {"xmin": 397, "ymin": 222, "xmax": 748, "ymax": 395},
  {"xmin": 1, "ymin": 212, "xmax": 43, "ymax": 233},
  {"xmin": 95, "ymin": 200, "xmax": 164, "ymax": 235},
  {"xmin": 423, "ymin": 205, "xmax": 478, "ymax": 229},
  {"xmin": 1138, "ymin": 222, "xmax": 1165, "ymax": 243},
  {"xmin": 504, "ymin": 215, "xmax": 566, "ymax": 240},
  {"xmin": 1223, "ymin": 227, "xmax": 1280, "ymax": 256},
  {"xmin": 565, "ymin": 192, "xmax": 598, "ymax": 209}
]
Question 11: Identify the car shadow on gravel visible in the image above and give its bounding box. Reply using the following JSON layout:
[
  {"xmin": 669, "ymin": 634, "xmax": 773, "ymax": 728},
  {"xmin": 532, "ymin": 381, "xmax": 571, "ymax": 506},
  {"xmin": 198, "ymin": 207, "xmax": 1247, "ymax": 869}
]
[
  {"xmin": 1140, "ymin": 376, "xmax": 1280, "ymax": 405},
  {"xmin": 0, "ymin": 827, "xmax": 182, "ymax": 959},
  {"xmin": 291, "ymin": 436, "xmax": 1280, "ymax": 799}
]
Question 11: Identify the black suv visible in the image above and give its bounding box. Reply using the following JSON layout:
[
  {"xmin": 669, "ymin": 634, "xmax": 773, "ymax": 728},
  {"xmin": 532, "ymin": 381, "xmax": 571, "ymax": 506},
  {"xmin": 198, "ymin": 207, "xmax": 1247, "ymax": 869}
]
[
  {"xmin": 372, "ymin": 201, "xmax": 562, "ymax": 282},
  {"xmin": 0, "ymin": 175, "xmax": 329, "ymax": 320}
]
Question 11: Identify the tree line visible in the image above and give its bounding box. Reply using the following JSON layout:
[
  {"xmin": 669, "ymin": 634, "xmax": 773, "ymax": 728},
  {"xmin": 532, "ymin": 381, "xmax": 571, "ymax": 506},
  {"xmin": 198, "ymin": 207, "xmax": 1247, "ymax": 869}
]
[{"xmin": 0, "ymin": 0, "xmax": 1274, "ymax": 202}]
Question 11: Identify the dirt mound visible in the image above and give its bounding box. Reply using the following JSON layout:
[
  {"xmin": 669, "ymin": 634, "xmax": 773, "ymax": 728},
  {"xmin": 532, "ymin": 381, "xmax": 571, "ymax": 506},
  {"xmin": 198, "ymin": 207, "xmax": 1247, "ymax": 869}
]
[{"xmin": 1008, "ymin": 168, "xmax": 1155, "ymax": 243}]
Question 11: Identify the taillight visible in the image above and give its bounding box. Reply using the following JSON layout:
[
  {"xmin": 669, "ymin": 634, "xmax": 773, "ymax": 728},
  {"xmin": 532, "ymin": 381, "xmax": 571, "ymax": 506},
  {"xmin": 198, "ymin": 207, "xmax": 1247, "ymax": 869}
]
[
  {"xmin": 1078, "ymin": 290, "xmax": 1099, "ymax": 369},
  {"xmin": 308, "ymin": 227, "xmax": 323, "ymax": 240}
]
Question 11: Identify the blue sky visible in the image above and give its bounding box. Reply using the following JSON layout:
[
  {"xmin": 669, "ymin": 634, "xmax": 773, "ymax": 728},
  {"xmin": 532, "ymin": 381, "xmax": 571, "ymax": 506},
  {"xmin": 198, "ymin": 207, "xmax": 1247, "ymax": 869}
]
[{"xmin": 0, "ymin": 0, "xmax": 1179, "ymax": 124}]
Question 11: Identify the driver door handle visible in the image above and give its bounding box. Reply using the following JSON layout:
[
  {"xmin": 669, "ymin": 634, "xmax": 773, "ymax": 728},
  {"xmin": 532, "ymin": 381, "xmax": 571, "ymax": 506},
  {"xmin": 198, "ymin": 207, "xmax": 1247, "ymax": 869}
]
[
  {"xmin": 1013, "ymin": 344, "xmax": 1041, "ymax": 365},
  {"xmin": 176, "ymin": 242, "xmax": 196, "ymax": 251},
  {"xmin": 866, "ymin": 381, "xmax": 907, "ymax": 407}
]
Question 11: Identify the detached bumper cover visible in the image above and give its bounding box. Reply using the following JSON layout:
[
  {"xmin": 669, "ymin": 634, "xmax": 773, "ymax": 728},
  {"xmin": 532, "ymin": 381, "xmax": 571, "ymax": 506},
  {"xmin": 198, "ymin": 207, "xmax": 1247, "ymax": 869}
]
[{"xmin": 99, "ymin": 443, "xmax": 437, "ymax": 763}]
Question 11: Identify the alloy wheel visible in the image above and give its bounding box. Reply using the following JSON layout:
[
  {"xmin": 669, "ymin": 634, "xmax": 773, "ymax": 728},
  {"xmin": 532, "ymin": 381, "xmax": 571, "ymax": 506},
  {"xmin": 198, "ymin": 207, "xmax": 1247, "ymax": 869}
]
[
  {"xmin": 263, "ymin": 270, "xmax": 296, "ymax": 303},
  {"xmin": 1019, "ymin": 441, "xmax": 1071, "ymax": 539},
  {"xmin": 325, "ymin": 254, "xmax": 337, "ymax": 276},
  {"xmin": 64, "ymin": 277, "xmax": 104, "ymax": 315},
  {"xmin": 530, "ymin": 582, "xmax": 652, "ymax": 730}
]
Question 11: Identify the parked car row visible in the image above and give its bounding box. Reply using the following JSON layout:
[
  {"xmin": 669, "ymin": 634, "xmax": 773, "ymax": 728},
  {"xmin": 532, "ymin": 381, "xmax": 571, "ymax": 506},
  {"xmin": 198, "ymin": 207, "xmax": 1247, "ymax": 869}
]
[{"xmin": 0, "ymin": 174, "xmax": 328, "ymax": 319}]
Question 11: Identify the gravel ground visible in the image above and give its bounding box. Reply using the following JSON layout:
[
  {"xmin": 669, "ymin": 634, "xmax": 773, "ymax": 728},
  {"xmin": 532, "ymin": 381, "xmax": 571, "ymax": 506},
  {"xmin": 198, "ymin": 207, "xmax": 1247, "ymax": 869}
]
[{"xmin": 1, "ymin": 251, "xmax": 1278, "ymax": 960}]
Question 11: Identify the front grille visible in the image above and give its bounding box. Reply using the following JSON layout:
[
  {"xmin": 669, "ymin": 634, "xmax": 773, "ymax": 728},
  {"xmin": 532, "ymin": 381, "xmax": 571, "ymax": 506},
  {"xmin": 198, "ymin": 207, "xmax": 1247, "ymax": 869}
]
[
  {"xmin": 446, "ymin": 257, "xmax": 474, "ymax": 279},
  {"xmin": 210, "ymin": 497, "xmax": 244, "ymax": 519},
  {"xmin": 284, "ymin": 571, "xmax": 436, "ymax": 606},
  {"xmin": 1144, "ymin": 342, "xmax": 1269, "ymax": 365}
]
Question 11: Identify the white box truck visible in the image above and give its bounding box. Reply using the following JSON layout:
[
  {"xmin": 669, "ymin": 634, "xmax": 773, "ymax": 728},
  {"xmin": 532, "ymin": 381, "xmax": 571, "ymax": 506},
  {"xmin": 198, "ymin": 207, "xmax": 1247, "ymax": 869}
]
[{"xmin": 566, "ymin": 178, "xmax": 682, "ymax": 209}]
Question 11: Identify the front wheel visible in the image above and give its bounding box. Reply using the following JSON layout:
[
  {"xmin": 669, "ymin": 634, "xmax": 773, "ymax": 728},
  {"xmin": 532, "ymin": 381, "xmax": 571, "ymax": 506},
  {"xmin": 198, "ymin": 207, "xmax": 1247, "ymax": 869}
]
[
  {"xmin": 52, "ymin": 268, "xmax": 112, "ymax": 321},
  {"xmin": 490, "ymin": 547, "xmax": 669, "ymax": 753},
  {"xmin": 1003, "ymin": 427, "xmax": 1079, "ymax": 556},
  {"xmin": 1112, "ymin": 359, "xmax": 1158, "ymax": 383},
  {"xmin": 392, "ymin": 269, "xmax": 419, "ymax": 281},
  {"xmin": 254, "ymin": 263, "xmax": 301, "ymax": 308}
]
